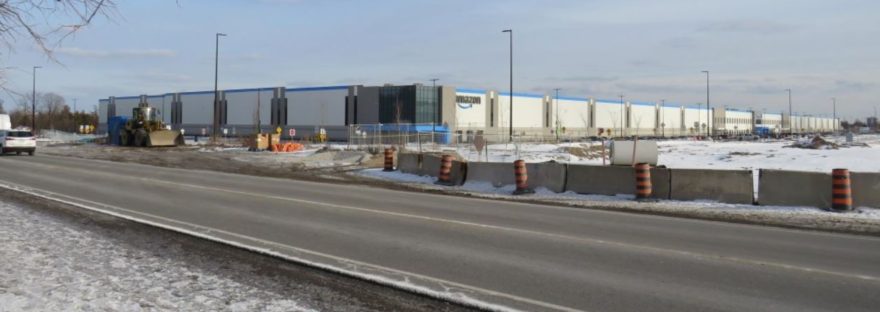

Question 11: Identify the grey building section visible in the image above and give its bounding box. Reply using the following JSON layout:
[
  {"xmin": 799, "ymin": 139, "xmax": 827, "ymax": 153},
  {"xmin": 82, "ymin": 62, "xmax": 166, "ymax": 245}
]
[{"xmin": 355, "ymin": 86, "xmax": 380, "ymax": 124}]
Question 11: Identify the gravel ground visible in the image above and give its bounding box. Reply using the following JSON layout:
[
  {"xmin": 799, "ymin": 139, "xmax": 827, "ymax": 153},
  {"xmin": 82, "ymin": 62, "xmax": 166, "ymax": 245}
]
[{"xmin": 0, "ymin": 191, "xmax": 473, "ymax": 312}]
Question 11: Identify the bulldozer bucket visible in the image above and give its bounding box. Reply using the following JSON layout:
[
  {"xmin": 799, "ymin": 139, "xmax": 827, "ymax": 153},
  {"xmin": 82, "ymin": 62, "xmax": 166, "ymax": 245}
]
[{"xmin": 146, "ymin": 130, "xmax": 183, "ymax": 147}]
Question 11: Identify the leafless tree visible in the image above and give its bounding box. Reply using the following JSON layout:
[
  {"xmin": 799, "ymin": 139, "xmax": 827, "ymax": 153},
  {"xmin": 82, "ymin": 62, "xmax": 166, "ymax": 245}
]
[
  {"xmin": 0, "ymin": 0, "xmax": 116, "ymax": 56},
  {"xmin": 40, "ymin": 91, "xmax": 64, "ymax": 128},
  {"xmin": 0, "ymin": 0, "xmax": 115, "ymax": 93}
]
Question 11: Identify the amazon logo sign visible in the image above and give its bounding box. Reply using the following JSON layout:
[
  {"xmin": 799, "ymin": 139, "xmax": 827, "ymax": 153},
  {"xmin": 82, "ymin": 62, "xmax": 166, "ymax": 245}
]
[{"xmin": 456, "ymin": 95, "xmax": 482, "ymax": 109}]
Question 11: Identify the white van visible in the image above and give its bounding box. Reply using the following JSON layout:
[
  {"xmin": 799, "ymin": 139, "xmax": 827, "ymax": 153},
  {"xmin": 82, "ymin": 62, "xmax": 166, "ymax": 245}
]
[{"xmin": 0, "ymin": 130, "xmax": 36, "ymax": 155}]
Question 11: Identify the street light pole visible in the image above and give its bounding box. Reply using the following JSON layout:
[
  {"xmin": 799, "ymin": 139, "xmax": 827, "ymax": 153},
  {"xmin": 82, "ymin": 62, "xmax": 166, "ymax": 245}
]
[
  {"xmin": 213, "ymin": 32, "xmax": 227, "ymax": 142},
  {"xmin": 430, "ymin": 78, "xmax": 439, "ymax": 141},
  {"xmin": 785, "ymin": 89, "xmax": 792, "ymax": 134},
  {"xmin": 32, "ymin": 66, "xmax": 41, "ymax": 132},
  {"xmin": 554, "ymin": 88, "xmax": 560, "ymax": 140},
  {"xmin": 502, "ymin": 29, "xmax": 513, "ymax": 142},
  {"xmin": 618, "ymin": 94, "xmax": 625, "ymax": 137},
  {"xmin": 832, "ymin": 97, "xmax": 836, "ymax": 133},
  {"xmin": 702, "ymin": 70, "xmax": 710, "ymax": 137},
  {"xmin": 660, "ymin": 99, "xmax": 666, "ymax": 137}
]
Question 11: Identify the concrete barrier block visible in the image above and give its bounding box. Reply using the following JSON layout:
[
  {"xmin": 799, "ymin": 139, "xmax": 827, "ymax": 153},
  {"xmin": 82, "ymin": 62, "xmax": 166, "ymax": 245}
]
[
  {"xmin": 398, "ymin": 153, "xmax": 421, "ymax": 174},
  {"xmin": 465, "ymin": 161, "xmax": 568, "ymax": 193},
  {"xmin": 670, "ymin": 169, "xmax": 753, "ymax": 204},
  {"xmin": 421, "ymin": 154, "xmax": 442, "ymax": 177},
  {"xmin": 759, "ymin": 169, "xmax": 830, "ymax": 208},
  {"xmin": 852, "ymin": 172, "xmax": 880, "ymax": 208},
  {"xmin": 565, "ymin": 164, "xmax": 669, "ymax": 199},
  {"xmin": 526, "ymin": 162, "xmax": 567, "ymax": 193},
  {"xmin": 465, "ymin": 162, "xmax": 512, "ymax": 186}
]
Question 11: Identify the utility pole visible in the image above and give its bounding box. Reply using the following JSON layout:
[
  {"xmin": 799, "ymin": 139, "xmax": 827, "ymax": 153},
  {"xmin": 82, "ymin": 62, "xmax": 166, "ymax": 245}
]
[
  {"xmin": 32, "ymin": 66, "xmax": 41, "ymax": 132},
  {"xmin": 213, "ymin": 32, "xmax": 227, "ymax": 142},
  {"xmin": 785, "ymin": 89, "xmax": 792, "ymax": 134},
  {"xmin": 502, "ymin": 29, "xmax": 513, "ymax": 142},
  {"xmin": 554, "ymin": 88, "xmax": 561, "ymax": 140},
  {"xmin": 73, "ymin": 98, "xmax": 78, "ymax": 113},
  {"xmin": 832, "ymin": 97, "xmax": 836, "ymax": 133},
  {"xmin": 618, "ymin": 94, "xmax": 625, "ymax": 137},
  {"xmin": 430, "ymin": 78, "xmax": 439, "ymax": 141},
  {"xmin": 702, "ymin": 70, "xmax": 710, "ymax": 137},
  {"xmin": 660, "ymin": 99, "xmax": 666, "ymax": 137}
]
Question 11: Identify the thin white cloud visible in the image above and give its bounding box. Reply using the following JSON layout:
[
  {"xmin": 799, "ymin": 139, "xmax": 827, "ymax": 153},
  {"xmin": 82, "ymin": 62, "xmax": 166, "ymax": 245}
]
[
  {"xmin": 57, "ymin": 47, "xmax": 176, "ymax": 58},
  {"xmin": 698, "ymin": 19, "xmax": 796, "ymax": 34}
]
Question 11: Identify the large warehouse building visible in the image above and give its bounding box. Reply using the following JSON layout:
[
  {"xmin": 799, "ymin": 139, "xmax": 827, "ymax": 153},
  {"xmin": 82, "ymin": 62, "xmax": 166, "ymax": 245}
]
[{"xmin": 98, "ymin": 83, "xmax": 839, "ymax": 141}]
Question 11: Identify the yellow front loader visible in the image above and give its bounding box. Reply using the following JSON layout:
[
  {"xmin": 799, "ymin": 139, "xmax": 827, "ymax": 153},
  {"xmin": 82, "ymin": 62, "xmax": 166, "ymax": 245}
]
[{"xmin": 120, "ymin": 103, "xmax": 184, "ymax": 147}]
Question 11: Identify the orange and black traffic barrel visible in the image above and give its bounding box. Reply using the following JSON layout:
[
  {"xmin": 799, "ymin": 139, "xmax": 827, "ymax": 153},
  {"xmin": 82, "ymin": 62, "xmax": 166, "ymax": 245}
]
[
  {"xmin": 436, "ymin": 154, "xmax": 454, "ymax": 185},
  {"xmin": 831, "ymin": 168, "xmax": 852, "ymax": 211},
  {"xmin": 383, "ymin": 148, "xmax": 394, "ymax": 171},
  {"xmin": 513, "ymin": 160, "xmax": 534, "ymax": 195},
  {"xmin": 635, "ymin": 163, "xmax": 652, "ymax": 201}
]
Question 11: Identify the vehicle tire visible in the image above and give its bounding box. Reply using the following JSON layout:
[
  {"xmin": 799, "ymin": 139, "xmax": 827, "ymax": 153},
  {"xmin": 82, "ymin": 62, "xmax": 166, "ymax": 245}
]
[
  {"xmin": 28, "ymin": 151, "xmax": 34, "ymax": 156},
  {"xmin": 134, "ymin": 129, "xmax": 148, "ymax": 147},
  {"xmin": 120, "ymin": 130, "xmax": 130, "ymax": 146},
  {"xmin": 16, "ymin": 151, "xmax": 21, "ymax": 155}
]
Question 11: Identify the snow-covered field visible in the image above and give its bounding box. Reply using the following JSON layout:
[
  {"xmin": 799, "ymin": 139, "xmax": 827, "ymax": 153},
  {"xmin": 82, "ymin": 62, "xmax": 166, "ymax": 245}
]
[{"xmin": 399, "ymin": 134, "xmax": 880, "ymax": 173}]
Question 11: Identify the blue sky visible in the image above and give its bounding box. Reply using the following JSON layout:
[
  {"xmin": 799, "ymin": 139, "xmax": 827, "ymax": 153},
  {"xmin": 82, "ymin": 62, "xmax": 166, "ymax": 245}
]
[{"xmin": 2, "ymin": 0, "xmax": 879, "ymax": 120}]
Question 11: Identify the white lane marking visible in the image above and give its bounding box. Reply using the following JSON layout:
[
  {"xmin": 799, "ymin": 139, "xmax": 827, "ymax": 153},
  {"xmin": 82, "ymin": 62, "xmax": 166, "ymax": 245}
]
[
  {"xmin": 0, "ymin": 180, "xmax": 582, "ymax": 312},
  {"xmin": 5, "ymin": 158, "xmax": 880, "ymax": 283}
]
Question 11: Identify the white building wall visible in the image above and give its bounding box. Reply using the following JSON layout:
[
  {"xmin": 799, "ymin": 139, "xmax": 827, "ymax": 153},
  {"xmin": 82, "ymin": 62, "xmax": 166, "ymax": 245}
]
[
  {"xmin": 595, "ymin": 101, "xmax": 625, "ymax": 130},
  {"xmin": 287, "ymin": 87, "xmax": 348, "ymax": 126},
  {"xmin": 629, "ymin": 104, "xmax": 656, "ymax": 136},
  {"xmin": 497, "ymin": 94, "xmax": 544, "ymax": 128},
  {"xmin": 659, "ymin": 106, "xmax": 682, "ymax": 136},
  {"xmin": 725, "ymin": 110, "xmax": 752, "ymax": 133},
  {"xmin": 556, "ymin": 98, "xmax": 590, "ymax": 129},
  {"xmin": 455, "ymin": 90, "xmax": 487, "ymax": 128},
  {"xmin": 684, "ymin": 107, "xmax": 712, "ymax": 135}
]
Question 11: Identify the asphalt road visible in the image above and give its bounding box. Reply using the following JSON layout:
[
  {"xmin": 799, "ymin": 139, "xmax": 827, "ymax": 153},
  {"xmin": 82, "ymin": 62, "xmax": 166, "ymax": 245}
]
[{"xmin": 1, "ymin": 154, "xmax": 879, "ymax": 312}]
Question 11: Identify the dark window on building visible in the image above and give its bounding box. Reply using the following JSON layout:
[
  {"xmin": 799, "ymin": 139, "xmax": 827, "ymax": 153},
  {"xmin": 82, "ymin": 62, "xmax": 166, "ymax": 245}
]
[{"xmin": 378, "ymin": 85, "xmax": 440, "ymax": 125}]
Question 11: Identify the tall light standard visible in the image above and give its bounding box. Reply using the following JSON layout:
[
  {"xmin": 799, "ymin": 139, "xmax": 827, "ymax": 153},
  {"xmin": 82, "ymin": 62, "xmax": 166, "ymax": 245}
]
[
  {"xmin": 660, "ymin": 99, "xmax": 666, "ymax": 137},
  {"xmin": 832, "ymin": 97, "xmax": 836, "ymax": 133},
  {"xmin": 213, "ymin": 32, "xmax": 227, "ymax": 142},
  {"xmin": 32, "ymin": 66, "xmax": 41, "ymax": 132},
  {"xmin": 553, "ymin": 88, "xmax": 561, "ymax": 140},
  {"xmin": 502, "ymin": 29, "xmax": 513, "ymax": 142},
  {"xmin": 702, "ymin": 70, "xmax": 710, "ymax": 137},
  {"xmin": 618, "ymin": 94, "xmax": 625, "ymax": 137},
  {"xmin": 785, "ymin": 89, "xmax": 792, "ymax": 134},
  {"xmin": 430, "ymin": 78, "xmax": 439, "ymax": 139}
]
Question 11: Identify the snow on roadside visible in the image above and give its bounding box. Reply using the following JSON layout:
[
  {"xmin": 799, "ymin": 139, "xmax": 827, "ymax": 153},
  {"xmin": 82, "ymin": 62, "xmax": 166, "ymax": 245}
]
[
  {"xmin": 0, "ymin": 201, "xmax": 315, "ymax": 312},
  {"xmin": 356, "ymin": 169, "xmax": 880, "ymax": 225},
  {"xmin": 395, "ymin": 134, "xmax": 880, "ymax": 173}
]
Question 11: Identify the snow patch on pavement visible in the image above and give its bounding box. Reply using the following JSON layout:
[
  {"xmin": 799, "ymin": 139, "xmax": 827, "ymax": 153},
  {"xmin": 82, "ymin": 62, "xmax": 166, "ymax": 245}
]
[{"xmin": 0, "ymin": 200, "xmax": 318, "ymax": 312}]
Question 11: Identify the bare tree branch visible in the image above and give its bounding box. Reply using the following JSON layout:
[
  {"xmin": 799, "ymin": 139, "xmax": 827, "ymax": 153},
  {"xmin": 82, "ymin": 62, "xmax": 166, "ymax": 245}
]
[{"xmin": 0, "ymin": 0, "xmax": 116, "ymax": 90}]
